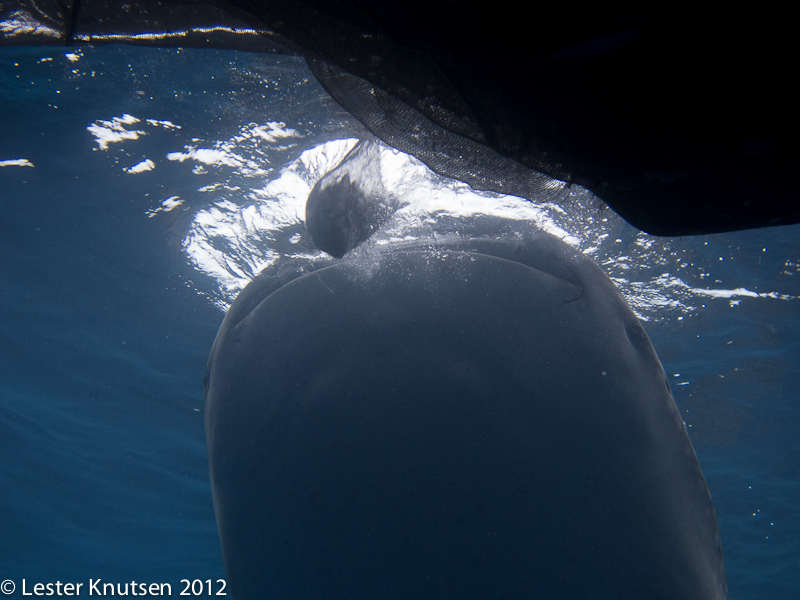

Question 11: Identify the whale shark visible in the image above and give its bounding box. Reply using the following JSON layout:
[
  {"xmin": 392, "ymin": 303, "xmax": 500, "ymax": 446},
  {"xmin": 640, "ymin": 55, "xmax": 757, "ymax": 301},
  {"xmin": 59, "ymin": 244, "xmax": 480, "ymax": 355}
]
[
  {"xmin": 306, "ymin": 139, "xmax": 399, "ymax": 258},
  {"xmin": 204, "ymin": 233, "xmax": 728, "ymax": 599}
]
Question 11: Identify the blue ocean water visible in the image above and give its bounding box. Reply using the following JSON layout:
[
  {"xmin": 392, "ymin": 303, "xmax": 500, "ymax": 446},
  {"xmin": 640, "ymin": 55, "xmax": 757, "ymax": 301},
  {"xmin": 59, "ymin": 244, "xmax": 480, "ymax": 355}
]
[{"xmin": 0, "ymin": 45, "xmax": 798, "ymax": 598}]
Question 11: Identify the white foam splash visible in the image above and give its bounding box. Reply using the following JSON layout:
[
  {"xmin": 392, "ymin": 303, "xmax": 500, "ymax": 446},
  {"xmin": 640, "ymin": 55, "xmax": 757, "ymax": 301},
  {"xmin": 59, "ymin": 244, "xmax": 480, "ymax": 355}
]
[
  {"xmin": 87, "ymin": 114, "xmax": 146, "ymax": 150},
  {"xmin": 0, "ymin": 159, "xmax": 34, "ymax": 167},
  {"xmin": 125, "ymin": 159, "xmax": 155, "ymax": 174}
]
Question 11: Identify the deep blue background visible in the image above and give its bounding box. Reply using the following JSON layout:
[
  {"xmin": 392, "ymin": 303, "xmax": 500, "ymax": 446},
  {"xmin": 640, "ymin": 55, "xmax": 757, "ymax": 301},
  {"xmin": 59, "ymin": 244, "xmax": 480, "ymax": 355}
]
[
  {"xmin": 0, "ymin": 46, "xmax": 228, "ymax": 588},
  {"xmin": 1, "ymin": 45, "xmax": 798, "ymax": 598}
]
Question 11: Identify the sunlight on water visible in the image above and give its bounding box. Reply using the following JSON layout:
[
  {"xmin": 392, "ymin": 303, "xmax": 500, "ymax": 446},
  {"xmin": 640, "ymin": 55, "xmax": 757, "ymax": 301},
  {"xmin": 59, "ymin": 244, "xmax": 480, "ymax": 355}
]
[
  {"xmin": 57, "ymin": 45, "xmax": 798, "ymax": 323},
  {"xmin": 134, "ymin": 114, "xmax": 800, "ymax": 319}
]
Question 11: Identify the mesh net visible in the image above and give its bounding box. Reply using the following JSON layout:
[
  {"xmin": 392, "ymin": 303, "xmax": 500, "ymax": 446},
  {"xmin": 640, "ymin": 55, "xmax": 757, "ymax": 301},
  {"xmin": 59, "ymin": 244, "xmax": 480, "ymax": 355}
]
[{"xmin": 2, "ymin": 1, "xmax": 797, "ymax": 235}]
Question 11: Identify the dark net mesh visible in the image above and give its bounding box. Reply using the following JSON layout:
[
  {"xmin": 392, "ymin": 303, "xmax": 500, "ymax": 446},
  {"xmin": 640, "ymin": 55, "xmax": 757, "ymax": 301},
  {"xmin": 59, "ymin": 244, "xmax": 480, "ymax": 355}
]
[
  {"xmin": 2, "ymin": 1, "xmax": 798, "ymax": 235},
  {"xmin": 306, "ymin": 58, "xmax": 569, "ymax": 204},
  {"xmin": 0, "ymin": 0, "xmax": 296, "ymax": 53}
]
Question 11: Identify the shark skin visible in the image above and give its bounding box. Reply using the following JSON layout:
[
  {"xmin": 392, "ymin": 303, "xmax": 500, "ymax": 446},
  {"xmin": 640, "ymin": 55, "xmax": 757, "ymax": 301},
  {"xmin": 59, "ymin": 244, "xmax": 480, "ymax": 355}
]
[{"xmin": 204, "ymin": 234, "xmax": 728, "ymax": 600}]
